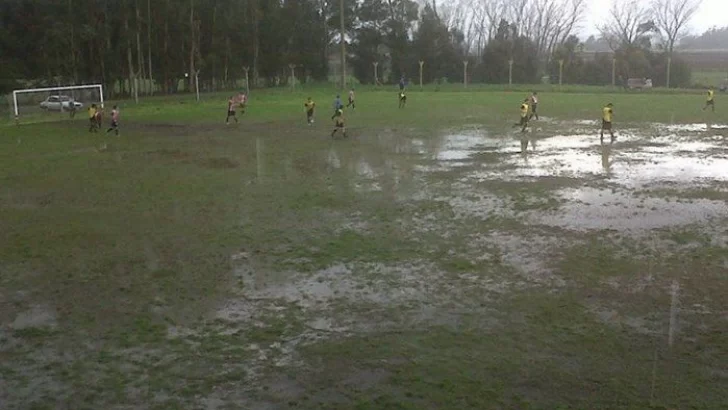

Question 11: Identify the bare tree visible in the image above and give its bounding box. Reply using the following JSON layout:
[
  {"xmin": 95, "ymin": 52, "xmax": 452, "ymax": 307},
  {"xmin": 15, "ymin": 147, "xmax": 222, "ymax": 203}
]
[
  {"xmin": 652, "ymin": 0, "xmax": 700, "ymax": 54},
  {"xmin": 652, "ymin": 0, "xmax": 700, "ymax": 87},
  {"xmin": 598, "ymin": 0, "xmax": 649, "ymax": 51}
]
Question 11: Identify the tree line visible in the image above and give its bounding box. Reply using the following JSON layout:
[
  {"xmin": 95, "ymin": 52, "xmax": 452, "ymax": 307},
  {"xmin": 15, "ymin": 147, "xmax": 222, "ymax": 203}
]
[{"xmin": 0, "ymin": 0, "xmax": 704, "ymax": 96}]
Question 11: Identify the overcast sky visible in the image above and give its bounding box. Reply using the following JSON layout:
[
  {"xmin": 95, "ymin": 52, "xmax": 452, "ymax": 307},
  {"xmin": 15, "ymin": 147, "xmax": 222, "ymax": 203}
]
[{"xmin": 579, "ymin": 0, "xmax": 728, "ymax": 36}]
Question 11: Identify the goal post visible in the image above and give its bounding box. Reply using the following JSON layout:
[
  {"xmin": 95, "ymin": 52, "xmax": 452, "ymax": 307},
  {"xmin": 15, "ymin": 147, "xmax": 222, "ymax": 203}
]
[{"xmin": 12, "ymin": 84, "xmax": 105, "ymax": 124}]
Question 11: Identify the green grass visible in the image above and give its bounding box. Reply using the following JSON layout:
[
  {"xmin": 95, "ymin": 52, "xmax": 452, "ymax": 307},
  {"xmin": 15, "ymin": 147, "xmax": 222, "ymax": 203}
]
[{"xmin": 1, "ymin": 88, "xmax": 727, "ymax": 409}]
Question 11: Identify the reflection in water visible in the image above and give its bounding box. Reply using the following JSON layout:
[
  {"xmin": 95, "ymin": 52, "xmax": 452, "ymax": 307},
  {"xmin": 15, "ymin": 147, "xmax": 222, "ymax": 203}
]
[
  {"xmin": 327, "ymin": 145, "xmax": 341, "ymax": 170},
  {"xmin": 600, "ymin": 141, "xmax": 613, "ymax": 173}
]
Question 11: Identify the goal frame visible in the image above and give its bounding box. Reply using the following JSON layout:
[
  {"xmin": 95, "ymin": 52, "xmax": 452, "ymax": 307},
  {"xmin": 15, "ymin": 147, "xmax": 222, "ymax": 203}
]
[{"xmin": 12, "ymin": 84, "xmax": 105, "ymax": 122}]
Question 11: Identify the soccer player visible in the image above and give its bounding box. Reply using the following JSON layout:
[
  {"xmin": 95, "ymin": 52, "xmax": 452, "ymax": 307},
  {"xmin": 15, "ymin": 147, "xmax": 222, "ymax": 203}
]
[
  {"xmin": 226, "ymin": 96, "xmax": 238, "ymax": 124},
  {"xmin": 106, "ymin": 105, "xmax": 120, "ymax": 136},
  {"xmin": 331, "ymin": 95, "xmax": 343, "ymax": 119},
  {"xmin": 529, "ymin": 92, "xmax": 539, "ymax": 120},
  {"xmin": 95, "ymin": 107, "xmax": 103, "ymax": 129},
  {"xmin": 514, "ymin": 99, "xmax": 529, "ymax": 132},
  {"xmin": 601, "ymin": 103, "xmax": 615, "ymax": 143},
  {"xmin": 88, "ymin": 104, "xmax": 98, "ymax": 133},
  {"xmin": 347, "ymin": 88, "xmax": 356, "ymax": 110},
  {"xmin": 304, "ymin": 97, "xmax": 316, "ymax": 125},
  {"xmin": 399, "ymin": 91, "xmax": 407, "ymax": 108},
  {"xmin": 703, "ymin": 87, "xmax": 715, "ymax": 112},
  {"xmin": 331, "ymin": 108, "xmax": 347, "ymax": 138}
]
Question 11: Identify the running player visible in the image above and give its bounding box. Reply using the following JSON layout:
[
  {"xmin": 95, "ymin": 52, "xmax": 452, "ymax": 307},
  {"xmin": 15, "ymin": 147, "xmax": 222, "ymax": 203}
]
[
  {"xmin": 529, "ymin": 92, "xmax": 539, "ymax": 120},
  {"xmin": 399, "ymin": 90, "xmax": 407, "ymax": 108},
  {"xmin": 95, "ymin": 107, "xmax": 103, "ymax": 129},
  {"xmin": 601, "ymin": 103, "xmax": 615, "ymax": 143},
  {"xmin": 703, "ymin": 87, "xmax": 715, "ymax": 112},
  {"xmin": 347, "ymin": 88, "xmax": 356, "ymax": 110},
  {"xmin": 226, "ymin": 96, "xmax": 238, "ymax": 124},
  {"xmin": 331, "ymin": 108, "xmax": 347, "ymax": 138},
  {"xmin": 106, "ymin": 105, "xmax": 120, "ymax": 136},
  {"xmin": 514, "ymin": 99, "xmax": 529, "ymax": 132},
  {"xmin": 331, "ymin": 95, "xmax": 343, "ymax": 119},
  {"xmin": 88, "ymin": 104, "xmax": 98, "ymax": 132},
  {"xmin": 304, "ymin": 97, "xmax": 316, "ymax": 125}
]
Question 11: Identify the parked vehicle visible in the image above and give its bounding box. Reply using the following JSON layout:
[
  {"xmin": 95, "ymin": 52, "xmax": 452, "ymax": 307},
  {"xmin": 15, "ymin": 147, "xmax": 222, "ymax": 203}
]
[
  {"xmin": 39, "ymin": 95, "xmax": 84, "ymax": 111},
  {"xmin": 626, "ymin": 78, "xmax": 653, "ymax": 90}
]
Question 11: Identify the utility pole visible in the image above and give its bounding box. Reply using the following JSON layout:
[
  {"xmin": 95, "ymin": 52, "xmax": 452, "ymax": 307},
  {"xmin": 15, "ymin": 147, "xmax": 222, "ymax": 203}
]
[{"xmin": 339, "ymin": 0, "xmax": 346, "ymax": 90}]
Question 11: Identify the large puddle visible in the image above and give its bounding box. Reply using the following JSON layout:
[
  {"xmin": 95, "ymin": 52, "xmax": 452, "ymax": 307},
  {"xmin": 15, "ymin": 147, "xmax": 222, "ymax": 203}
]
[{"xmin": 422, "ymin": 123, "xmax": 728, "ymax": 231}]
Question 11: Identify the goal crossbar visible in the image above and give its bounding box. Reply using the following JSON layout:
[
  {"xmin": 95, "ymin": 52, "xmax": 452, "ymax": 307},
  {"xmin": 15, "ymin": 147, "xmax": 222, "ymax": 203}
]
[{"xmin": 12, "ymin": 84, "xmax": 105, "ymax": 119}]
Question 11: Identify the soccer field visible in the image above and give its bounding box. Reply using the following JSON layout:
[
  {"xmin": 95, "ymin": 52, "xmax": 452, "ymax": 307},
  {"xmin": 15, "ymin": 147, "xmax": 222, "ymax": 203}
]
[{"xmin": 2, "ymin": 88, "xmax": 728, "ymax": 409}]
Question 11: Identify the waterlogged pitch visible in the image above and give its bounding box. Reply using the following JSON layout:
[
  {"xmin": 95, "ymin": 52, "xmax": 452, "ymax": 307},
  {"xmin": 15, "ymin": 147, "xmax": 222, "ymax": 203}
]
[{"xmin": 1, "ymin": 89, "xmax": 727, "ymax": 409}]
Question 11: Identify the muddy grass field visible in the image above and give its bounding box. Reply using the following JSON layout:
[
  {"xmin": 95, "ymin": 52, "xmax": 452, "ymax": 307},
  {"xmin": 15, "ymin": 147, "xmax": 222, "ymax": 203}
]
[{"xmin": 1, "ymin": 89, "xmax": 727, "ymax": 409}]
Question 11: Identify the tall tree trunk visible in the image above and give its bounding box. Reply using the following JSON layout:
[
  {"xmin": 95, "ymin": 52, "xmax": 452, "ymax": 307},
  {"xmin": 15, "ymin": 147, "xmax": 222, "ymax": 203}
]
[
  {"xmin": 163, "ymin": 0, "xmax": 170, "ymax": 93},
  {"xmin": 69, "ymin": 0, "xmax": 78, "ymax": 83},
  {"xmin": 126, "ymin": 14, "xmax": 138, "ymax": 102},
  {"xmin": 224, "ymin": 36, "xmax": 230, "ymax": 89},
  {"xmin": 212, "ymin": 1, "xmax": 217, "ymax": 91},
  {"xmin": 136, "ymin": 0, "xmax": 146, "ymax": 93},
  {"xmin": 147, "ymin": 0, "xmax": 153, "ymax": 94},
  {"xmin": 251, "ymin": 0, "xmax": 259, "ymax": 86},
  {"xmin": 189, "ymin": 0, "xmax": 196, "ymax": 91}
]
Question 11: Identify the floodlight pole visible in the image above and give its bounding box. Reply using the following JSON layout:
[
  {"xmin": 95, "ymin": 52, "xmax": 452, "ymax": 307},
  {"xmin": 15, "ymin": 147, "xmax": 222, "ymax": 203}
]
[
  {"xmin": 373, "ymin": 62, "xmax": 379, "ymax": 86},
  {"xmin": 419, "ymin": 60, "xmax": 424, "ymax": 90},
  {"xmin": 612, "ymin": 57, "xmax": 616, "ymax": 87},
  {"xmin": 559, "ymin": 59, "xmax": 564, "ymax": 86},
  {"xmin": 666, "ymin": 55, "xmax": 672, "ymax": 89},
  {"xmin": 508, "ymin": 59, "xmax": 514, "ymax": 86},
  {"xmin": 463, "ymin": 61, "xmax": 469, "ymax": 88}
]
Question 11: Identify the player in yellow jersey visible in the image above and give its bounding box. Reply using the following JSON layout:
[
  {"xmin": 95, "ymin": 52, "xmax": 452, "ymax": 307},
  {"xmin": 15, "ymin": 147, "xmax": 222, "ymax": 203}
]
[
  {"xmin": 331, "ymin": 108, "xmax": 347, "ymax": 138},
  {"xmin": 703, "ymin": 88, "xmax": 715, "ymax": 112},
  {"xmin": 513, "ymin": 98, "xmax": 529, "ymax": 132},
  {"xmin": 88, "ymin": 104, "xmax": 98, "ymax": 133},
  {"xmin": 399, "ymin": 91, "xmax": 407, "ymax": 108},
  {"xmin": 601, "ymin": 103, "xmax": 614, "ymax": 143},
  {"xmin": 304, "ymin": 97, "xmax": 316, "ymax": 125}
]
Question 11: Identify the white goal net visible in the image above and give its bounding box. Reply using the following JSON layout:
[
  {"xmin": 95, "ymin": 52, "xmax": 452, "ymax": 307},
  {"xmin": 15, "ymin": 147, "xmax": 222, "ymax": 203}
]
[{"xmin": 12, "ymin": 84, "xmax": 105, "ymax": 124}]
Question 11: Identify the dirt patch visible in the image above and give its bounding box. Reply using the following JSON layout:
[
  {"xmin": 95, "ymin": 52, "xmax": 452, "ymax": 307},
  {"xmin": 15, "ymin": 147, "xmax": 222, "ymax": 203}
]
[
  {"xmin": 199, "ymin": 157, "xmax": 240, "ymax": 169},
  {"xmin": 146, "ymin": 148, "xmax": 190, "ymax": 159}
]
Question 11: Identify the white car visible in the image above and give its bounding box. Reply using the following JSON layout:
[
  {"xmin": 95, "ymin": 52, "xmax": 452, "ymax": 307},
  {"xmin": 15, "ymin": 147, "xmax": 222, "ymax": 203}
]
[{"xmin": 40, "ymin": 95, "xmax": 84, "ymax": 111}]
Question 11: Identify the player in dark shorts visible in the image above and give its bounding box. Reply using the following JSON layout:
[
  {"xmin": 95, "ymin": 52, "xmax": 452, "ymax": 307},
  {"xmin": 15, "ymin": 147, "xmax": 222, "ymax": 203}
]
[
  {"xmin": 601, "ymin": 103, "xmax": 614, "ymax": 143},
  {"xmin": 331, "ymin": 109, "xmax": 347, "ymax": 138},
  {"xmin": 514, "ymin": 99, "xmax": 529, "ymax": 132},
  {"xmin": 226, "ymin": 96, "xmax": 238, "ymax": 124},
  {"xmin": 703, "ymin": 88, "xmax": 715, "ymax": 112},
  {"xmin": 399, "ymin": 91, "xmax": 407, "ymax": 108},
  {"xmin": 304, "ymin": 97, "xmax": 316, "ymax": 125},
  {"xmin": 106, "ymin": 105, "xmax": 120, "ymax": 136},
  {"xmin": 529, "ymin": 92, "xmax": 539, "ymax": 120}
]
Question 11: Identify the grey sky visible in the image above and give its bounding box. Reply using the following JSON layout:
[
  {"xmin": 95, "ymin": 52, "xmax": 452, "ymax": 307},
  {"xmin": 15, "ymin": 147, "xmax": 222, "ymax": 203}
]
[{"xmin": 580, "ymin": 0, "xmax": 728, "ymax": 36}]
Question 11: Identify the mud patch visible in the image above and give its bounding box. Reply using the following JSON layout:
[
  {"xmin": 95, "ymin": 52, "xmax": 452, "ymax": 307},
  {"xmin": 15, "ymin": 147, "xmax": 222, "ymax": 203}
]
[
  {"xmin": 535, "ymin": 187, "xmax": 726, "ymax": 231},
  {"xmin": 199, "ymin": 157, "xmax": 240, "ymax": 169}
]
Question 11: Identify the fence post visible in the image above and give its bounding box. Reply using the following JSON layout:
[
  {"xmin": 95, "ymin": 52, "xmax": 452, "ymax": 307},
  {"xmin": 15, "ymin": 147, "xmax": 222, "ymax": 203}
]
[
  {"xmin": 508, "ymin": 59, "xmax": 514, "ymax": 86},
  {"xmin": 463, "ymin": 60, "xmax": 469, "ymax": 88},
  {"xmin": 373, "ymin": 62, "xmax": 379, "ymax": 87},
  {"xmin": 419, "ymin": 60, "xmax": 424, "ymax": 90},
  {"xmin": 289, "ymin": 64, "xmax": 296, "ymax": 91}
]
